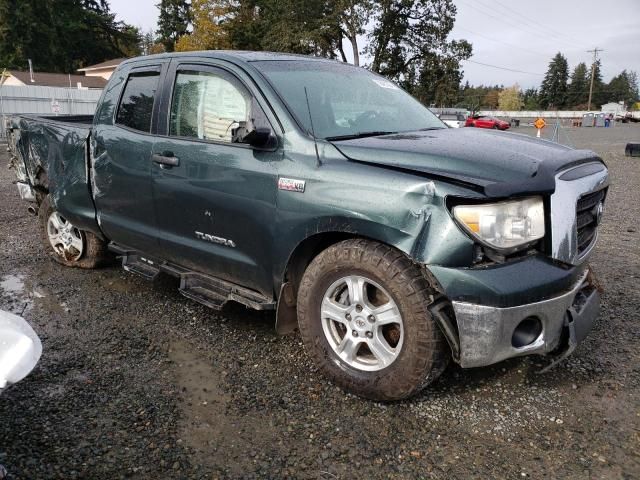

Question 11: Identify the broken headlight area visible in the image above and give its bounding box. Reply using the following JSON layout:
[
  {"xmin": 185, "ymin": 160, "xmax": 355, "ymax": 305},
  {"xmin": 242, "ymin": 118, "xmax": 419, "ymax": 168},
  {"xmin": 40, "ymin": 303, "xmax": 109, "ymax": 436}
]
[{"xmin": 453, "ymin": 196, "xmax": 545, "ymax": 256}]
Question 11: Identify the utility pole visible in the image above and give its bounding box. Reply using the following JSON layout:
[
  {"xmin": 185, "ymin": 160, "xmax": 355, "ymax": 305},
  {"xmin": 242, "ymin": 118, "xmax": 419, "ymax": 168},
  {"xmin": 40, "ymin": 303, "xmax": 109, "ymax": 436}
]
[{"xmin": 587, "ymin": 47, "xmax": 603, "ymax": 111}]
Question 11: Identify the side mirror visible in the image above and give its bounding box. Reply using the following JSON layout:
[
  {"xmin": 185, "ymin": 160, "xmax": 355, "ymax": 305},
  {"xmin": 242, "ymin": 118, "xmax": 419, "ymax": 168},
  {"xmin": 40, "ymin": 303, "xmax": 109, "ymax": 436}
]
[
  {"xmin": 233, "ymin": 121, "xmax": 273, "ymax": 148},
  {"xmin": 242, "ymin": 127, "xmax": 272, "ymax": 148},
  {"xmin": 0, "ymin": 310, "xmax": 42, "ymax": 393}
]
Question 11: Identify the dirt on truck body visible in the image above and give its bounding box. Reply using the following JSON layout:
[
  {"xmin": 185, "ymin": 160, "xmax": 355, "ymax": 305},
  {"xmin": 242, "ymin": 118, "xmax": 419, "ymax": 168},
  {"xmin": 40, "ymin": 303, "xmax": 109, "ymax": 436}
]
[
  {"xmin": 1, "ymin": 115, "xmax": 639, "ymax": 477},
  {"xmin": 6, "ymin": 51, "xmax": 610, "ymax": 403}
]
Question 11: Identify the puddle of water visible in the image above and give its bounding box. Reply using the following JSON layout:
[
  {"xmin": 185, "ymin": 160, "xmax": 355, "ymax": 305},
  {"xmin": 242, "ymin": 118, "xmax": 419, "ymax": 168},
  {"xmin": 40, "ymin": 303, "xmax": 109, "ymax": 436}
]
[
  {"xmin": 169, "ymin": 338, "xmax": 230, "ymax": 454},
  {"xmin": 0, "ymin": 274, "xmax": 25, "ymax": 294},
  {"xmin": 0, "ymin": 273, "xmax": 64, "ymax": 315}
]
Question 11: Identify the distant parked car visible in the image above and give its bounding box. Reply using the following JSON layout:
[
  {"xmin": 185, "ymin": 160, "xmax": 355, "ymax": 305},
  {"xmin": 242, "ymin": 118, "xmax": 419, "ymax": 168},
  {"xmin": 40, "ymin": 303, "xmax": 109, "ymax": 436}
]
[
  {"xmin": 465, "ymin": 115, "xmax": 510, "ymax": 130},
  {"xmin": 440, "ymin": 113, "xmax": 467, "ymax": 128}
]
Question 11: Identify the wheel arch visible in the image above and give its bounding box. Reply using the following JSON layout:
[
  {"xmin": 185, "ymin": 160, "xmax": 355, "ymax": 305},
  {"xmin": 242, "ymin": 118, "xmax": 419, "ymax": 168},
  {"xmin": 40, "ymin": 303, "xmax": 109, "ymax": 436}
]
[{"xmin": 275, "ymin": 230, "xmax": 414, "ymax": 334}]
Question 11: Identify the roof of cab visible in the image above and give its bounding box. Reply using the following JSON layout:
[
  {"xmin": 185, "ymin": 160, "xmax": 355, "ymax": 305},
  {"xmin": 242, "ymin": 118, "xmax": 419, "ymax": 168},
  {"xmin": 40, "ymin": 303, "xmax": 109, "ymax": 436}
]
[{"xmin": 119, "ymin": 50, "xmax": 336, "ymax": 68}]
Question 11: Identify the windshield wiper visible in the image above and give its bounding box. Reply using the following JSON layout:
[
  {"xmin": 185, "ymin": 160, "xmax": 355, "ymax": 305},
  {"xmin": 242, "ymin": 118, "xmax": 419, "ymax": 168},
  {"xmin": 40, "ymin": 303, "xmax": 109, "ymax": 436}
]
[
  {"xmin": 417, "ymin": 127, "xmax": 446, "ymax": 131},
  {"xmin": 325, "ymin": 131, "xmax": 396, "ymax": 141}
]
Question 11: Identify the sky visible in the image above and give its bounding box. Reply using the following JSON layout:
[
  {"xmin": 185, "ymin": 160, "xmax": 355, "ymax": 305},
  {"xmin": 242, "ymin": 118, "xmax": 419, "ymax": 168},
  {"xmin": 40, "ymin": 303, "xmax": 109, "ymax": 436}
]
[{"xmin": 109, "ymin": 0, "xmax": 640, "ymax": 89}]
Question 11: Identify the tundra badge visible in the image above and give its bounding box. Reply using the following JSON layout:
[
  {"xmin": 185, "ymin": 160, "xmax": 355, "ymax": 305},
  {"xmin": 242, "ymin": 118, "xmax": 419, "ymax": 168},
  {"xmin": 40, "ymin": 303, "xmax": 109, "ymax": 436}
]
[
  {"xmin": 195, "ymin": 231, "xmax": 236, "ymax": 248},
  {"xmin": 278, "ymin": 177, "xmax": 306, "ymax": 193}
]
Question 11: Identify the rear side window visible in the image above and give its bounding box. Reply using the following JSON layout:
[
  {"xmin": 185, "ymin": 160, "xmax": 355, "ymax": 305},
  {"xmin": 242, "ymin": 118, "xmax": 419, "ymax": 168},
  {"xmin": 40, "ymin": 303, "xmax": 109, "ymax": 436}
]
[
  {"xmin": 115, "ymin": 71, "xmax": 160, "ymax": 132},
  {"xmin": 169, "ymin": 70, "xmax": 249, "ymax": 142}
]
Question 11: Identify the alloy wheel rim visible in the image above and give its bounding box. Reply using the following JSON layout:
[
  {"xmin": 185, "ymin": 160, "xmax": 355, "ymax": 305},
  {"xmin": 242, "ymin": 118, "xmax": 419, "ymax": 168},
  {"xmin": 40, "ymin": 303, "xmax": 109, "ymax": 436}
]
[
  {"xmin": 47, "ymin": 211, "xmax": 84, "ymax": 261},
  {"xmin": 321, "ymin": 275, "xmax": 404, "ymax": 372}
]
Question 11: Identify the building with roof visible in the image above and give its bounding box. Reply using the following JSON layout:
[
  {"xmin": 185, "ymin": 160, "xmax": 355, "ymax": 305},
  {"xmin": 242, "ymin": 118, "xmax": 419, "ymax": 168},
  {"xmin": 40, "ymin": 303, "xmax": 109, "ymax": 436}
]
[
  {"xmin": 77, "ymin": 58, "xmax": 126, "ymax": 80},
  {"xmin": 600, "ymin": 101, "xmax": 626, "ymax": 116},
  {"xmin": 1, "ymin": 70, "xmax": 107, "ymax": 89}
]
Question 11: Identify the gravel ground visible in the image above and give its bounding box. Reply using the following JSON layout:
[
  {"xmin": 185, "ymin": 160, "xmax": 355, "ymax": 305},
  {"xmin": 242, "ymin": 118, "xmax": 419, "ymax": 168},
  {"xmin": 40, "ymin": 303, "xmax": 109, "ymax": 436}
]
[{"xmin": 0, "ymin": 125, "xmax": 639, "ymax": 479}]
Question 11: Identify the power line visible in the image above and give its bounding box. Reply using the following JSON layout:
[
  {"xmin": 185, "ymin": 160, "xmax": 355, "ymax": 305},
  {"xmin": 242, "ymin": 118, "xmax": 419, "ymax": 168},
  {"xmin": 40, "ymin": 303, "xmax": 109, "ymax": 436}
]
[
  {"xmin": 457, "ymin": 0, "xmax": 584, "ymax": 52},
  {"xmin": 487, "ymin": 0, "xmax": 584, "ymax": 49},
  {"xmin": 455, "ymin": 26, "xmax": 550, "ymax": 58},
  {"xmin": 463, "ymin": 59, "xmax": 544, "ymax": 76}
]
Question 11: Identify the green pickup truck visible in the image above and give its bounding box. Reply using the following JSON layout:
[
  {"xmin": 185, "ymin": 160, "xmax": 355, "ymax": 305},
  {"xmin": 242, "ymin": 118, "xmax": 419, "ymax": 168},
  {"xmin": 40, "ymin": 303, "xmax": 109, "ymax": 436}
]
[{"xmin": 6, "ymin": 51, "xmax": 609, "ymax": 400}]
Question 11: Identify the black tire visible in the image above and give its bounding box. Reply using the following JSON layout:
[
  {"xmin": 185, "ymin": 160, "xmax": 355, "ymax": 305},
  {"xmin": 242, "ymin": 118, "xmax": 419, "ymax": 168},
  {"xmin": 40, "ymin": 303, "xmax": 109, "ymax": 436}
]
[
  {"xmin": 39, "ymin": 195, "xmax": 110, "ymax": 269},
  {"xmin": 297, "ymin": 239, "xmax": 450, "ymax": 401}
]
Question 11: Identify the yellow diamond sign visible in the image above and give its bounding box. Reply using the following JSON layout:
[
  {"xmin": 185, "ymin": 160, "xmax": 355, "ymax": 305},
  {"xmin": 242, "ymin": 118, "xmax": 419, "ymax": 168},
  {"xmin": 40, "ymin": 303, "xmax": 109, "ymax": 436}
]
[{"xmin": 534, "ymin": 118, "xmax": 546, "ymax": 130}]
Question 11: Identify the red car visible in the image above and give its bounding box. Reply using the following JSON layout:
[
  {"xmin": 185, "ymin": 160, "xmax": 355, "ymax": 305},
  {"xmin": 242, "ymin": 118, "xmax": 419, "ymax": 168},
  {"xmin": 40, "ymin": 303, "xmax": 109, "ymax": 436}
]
[{"xmin": 465, "ymin": 115, "xmax": 510, "ymax": 130}]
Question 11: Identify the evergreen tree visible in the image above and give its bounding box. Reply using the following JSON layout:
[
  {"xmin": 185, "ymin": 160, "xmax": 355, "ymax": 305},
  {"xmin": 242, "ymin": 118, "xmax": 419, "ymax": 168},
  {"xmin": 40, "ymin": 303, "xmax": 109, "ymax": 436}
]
[
  {"xmin": 0, "ymin": 0, "xmax": 140, "ymax": 72},
  {"xmin": 539, "ymin": 52, "xmax": 569, "ymax": 109},
  {"xmin": 523, "ymin": 88, "xmax": 540, "ymax": 110},
  {"xmin": 140, "ymin": 30, "xmax": 165, "ymax": 55},
  {"xmin": 156, "ymin": 0, "xmax": 191, "ymax": 52},
  {"xmin": 567, "ymin": 62, "xmax": 588, "ymax": 108},
  {"xmin": 168, "ymin": 0, "xmax": 472, "ymax": 106},
  {"xmin": 607, "ymin": 70, "xmax": 640, "ymax": 107},
  {"xmin": 224, "ymin": 0, "xmax": 343, "ymax": 58}
]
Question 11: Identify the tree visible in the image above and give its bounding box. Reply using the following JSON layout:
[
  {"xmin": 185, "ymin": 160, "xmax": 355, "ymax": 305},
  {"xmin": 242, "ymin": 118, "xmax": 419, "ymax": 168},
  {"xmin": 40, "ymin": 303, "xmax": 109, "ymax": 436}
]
[
  {"xmin": 567, "ymin": 62, "xmax": 588, "ymax": 108},
  {"xmin": 166, "ymin": 0, "xmax": 472, "ymax": 105},
  {"xmin": 224, "ymin": 0, "xmax": 342, "ymax": 58},
  {"xmin": 0, "ymin": 0, "xmax": 140, "ymax": 73},
  {"xmin": 176, "ymin": 0, "xmax": 231, "ymax": 51},
  {"xmin": 522, "ymin": 88, "xmax": 540, "ymax": 110},
  {"xmin": 366, "ymin": 0, "xmax": 472, "ymax": 106},
  {"xmin": 458, "ymin": 83, "xmax": 502, "ymax": 110},
  {"xmin": 140, "ymin": 30, "xmax": 165, "ymax": 55},
  {"xmin": 539, "ymin": 52, "xmax": 569, "ymax": 109},
  {"xmin": 498, "ymin": 84, "xmax": 523, "ymax": 110},
  {"xmin": 607, "ymin": 70, "xmax": 639, "ymax": 107},
  {"xmin": 482, "ymin": 89, "xmax": 500, "ymax": 109},
  {"xmin": 335, "ymin": 0, "xmax": 372, "ymax": 66},
  {"xmin": 156, "ymin": 0, "xmax": 191, "ymax": 52}
]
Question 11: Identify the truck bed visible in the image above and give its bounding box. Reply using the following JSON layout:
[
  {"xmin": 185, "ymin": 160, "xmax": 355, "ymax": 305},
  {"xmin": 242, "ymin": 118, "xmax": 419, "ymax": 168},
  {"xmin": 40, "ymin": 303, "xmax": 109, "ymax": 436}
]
[{"xmin": 6, "ymin": 114, "xmax": 100, "ymax": 235}]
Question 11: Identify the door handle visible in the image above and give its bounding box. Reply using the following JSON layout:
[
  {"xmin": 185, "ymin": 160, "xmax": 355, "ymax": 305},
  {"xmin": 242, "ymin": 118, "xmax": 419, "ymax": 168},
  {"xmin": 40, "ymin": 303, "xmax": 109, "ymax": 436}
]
[{"xmin": 152, "ymin": 152, "xmax": 180, "ymax": 168}]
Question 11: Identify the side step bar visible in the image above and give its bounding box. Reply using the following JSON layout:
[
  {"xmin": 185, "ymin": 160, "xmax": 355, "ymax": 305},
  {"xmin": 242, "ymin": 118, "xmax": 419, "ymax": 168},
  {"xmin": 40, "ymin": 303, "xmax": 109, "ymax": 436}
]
[
  {"xmin": 122, "ymin": 253, "xmax": 161, "ymax": 280},
  {"xmin": 109, "ymin": 243, "xmax": 275, "ymax": 311}
]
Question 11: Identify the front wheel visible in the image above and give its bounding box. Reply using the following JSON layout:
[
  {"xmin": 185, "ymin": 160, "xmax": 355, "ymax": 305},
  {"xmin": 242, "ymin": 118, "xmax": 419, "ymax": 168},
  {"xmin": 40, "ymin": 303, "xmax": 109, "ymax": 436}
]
[
  {"xmin": 297, "ymin": 239, "xmax": 449, "ymax": 401},
  {"xmin": 39, "ymin": 195, "xmax": 110, "ymax": 268}
]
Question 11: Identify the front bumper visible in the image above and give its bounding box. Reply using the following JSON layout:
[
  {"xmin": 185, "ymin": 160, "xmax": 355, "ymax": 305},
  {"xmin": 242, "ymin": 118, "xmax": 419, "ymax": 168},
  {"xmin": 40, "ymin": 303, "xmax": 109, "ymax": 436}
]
[{"xmin": 448, "ymin": 269, "xmax": 599, "ymax": 368}]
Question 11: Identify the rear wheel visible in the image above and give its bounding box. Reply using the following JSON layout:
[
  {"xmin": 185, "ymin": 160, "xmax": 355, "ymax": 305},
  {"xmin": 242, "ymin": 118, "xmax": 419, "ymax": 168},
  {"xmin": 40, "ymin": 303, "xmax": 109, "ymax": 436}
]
[
  {"xmin": 39, "ymin": 195, "xmax": 110, "ymax": 269},
  {"xmin": 297, "ymin": 239, "xmax": 449, "ymax": 401}
]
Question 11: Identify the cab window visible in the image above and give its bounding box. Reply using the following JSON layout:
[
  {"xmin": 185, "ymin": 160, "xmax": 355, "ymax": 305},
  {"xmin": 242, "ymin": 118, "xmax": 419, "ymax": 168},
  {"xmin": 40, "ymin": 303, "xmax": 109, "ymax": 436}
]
[
  {"xmin": 115, "ymin": 71, "xmax": 160, "ymax": 132},
  {"xmin": 169, "ymin": 70, "xmax": 250, "ymax": 142}
]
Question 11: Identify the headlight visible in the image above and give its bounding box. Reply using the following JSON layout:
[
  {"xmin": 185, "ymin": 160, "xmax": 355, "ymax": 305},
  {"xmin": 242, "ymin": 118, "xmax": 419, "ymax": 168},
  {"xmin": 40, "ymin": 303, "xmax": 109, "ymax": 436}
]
[{"xmin": 453, "ymin": 196, "xmax": 545, "ymax": 251}]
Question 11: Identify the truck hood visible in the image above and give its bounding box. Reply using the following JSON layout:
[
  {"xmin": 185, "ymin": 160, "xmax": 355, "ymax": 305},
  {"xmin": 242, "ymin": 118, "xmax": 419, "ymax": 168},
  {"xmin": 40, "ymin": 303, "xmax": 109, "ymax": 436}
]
[{"xmin": 331, "ymin": 128, "xmax": 603, "ymax": 197}]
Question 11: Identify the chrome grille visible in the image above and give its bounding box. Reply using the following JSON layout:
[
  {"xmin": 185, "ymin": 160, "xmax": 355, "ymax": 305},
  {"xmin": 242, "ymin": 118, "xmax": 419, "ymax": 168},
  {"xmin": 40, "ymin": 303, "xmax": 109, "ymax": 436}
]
[
  {"xmin": 576, "ymin": 189, "xmax": 605, "ymax": 255},
  {"xmin": 550, "ymin": 163, "xmax": 608, "ymax": 265}
]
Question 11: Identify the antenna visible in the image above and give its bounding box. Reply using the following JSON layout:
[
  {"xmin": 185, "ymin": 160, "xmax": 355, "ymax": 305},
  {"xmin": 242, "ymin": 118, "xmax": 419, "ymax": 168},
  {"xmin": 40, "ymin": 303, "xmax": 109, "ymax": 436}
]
[{"xmin": 304, "ymin": 87, "xmax": 321, "ymax": 167}]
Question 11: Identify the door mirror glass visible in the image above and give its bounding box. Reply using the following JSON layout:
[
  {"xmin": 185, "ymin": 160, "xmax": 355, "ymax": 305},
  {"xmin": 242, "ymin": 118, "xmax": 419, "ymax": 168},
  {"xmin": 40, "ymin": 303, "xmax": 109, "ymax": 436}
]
[
  {"xmin": 0, "ymin": 310, "xmax": 42, "ymax": 392},
  {"xmin": 232, "ymin": 121, "xmax": 272, "ymax": 147}
]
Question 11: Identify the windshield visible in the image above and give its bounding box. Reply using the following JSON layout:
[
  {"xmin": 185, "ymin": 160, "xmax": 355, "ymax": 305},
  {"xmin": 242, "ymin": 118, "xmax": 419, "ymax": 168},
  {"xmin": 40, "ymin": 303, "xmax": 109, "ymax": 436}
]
[{"xmin": 254, "ymin": 60, "xmax": 445, "ymax": 140}]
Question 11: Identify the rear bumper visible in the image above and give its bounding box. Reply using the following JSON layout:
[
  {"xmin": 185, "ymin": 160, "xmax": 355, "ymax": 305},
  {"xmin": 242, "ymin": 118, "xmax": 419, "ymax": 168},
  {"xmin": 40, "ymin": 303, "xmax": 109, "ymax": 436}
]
[{"xmin": 449, "ymin": 269, "xmax": 599, "ymax": 368}]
